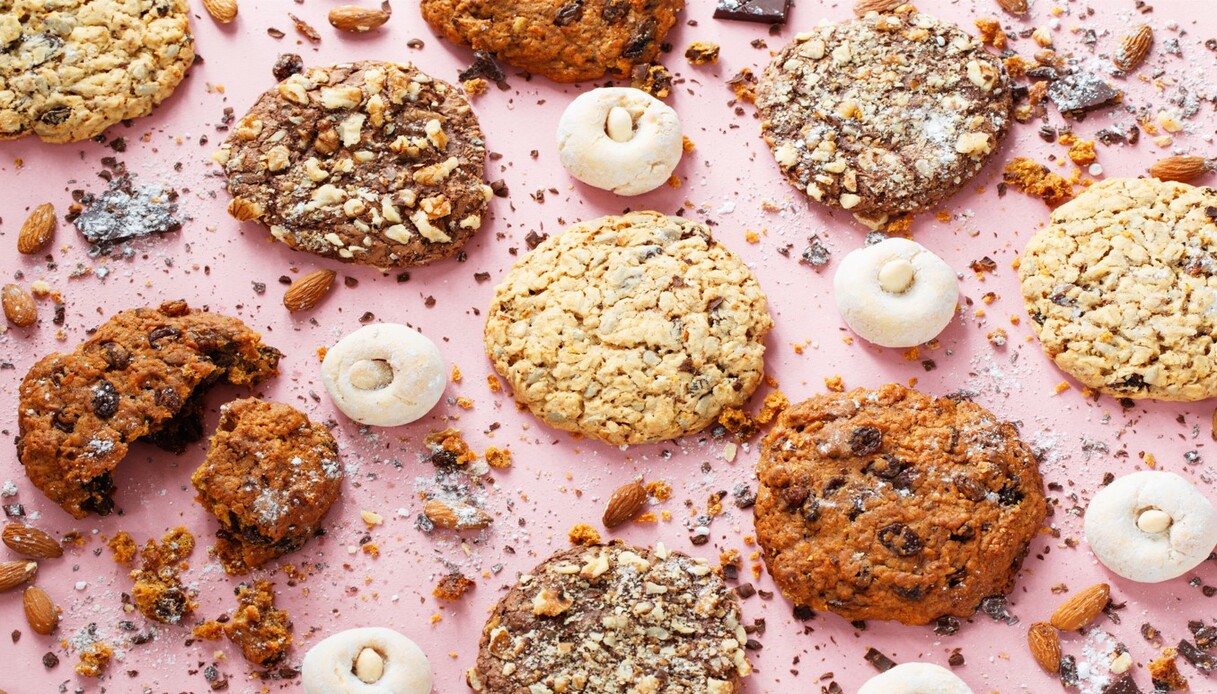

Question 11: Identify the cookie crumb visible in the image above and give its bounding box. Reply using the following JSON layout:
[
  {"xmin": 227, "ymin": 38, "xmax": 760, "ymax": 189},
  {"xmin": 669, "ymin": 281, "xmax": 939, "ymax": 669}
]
[
  {"xmin": 484, "ymin": 446, "xmax": 513, "ymax": 468},
  {"xmin": 568, "ymin": 523, "xmax": 602, "ymax": 546},
  {"xmin": 224, "ymin": 580, "xmax": 292, "ymax": 666},
  {"xmin": 630, "ymin": 63, "xmax": 673, "ymax": 99},
  {"xmin": 1003, "ymin": 158, "xmax": 1074, "ymax": 205},
  {"xmin": 433, "ymin": 572, "xmax": 476, "ymax": 601},
  {"xmin": 685, "ymin": 41, "xmax": 721, "ymax": 64},
  {"xmin": 107, "ymin": 531, "xmax": 137, "ymax": 565},
  {"xmin": 74, "ymin": 642, "xmax": 113, "ymax": 678},
  {"xmin": 130, "ymin": 527, "xmax": 196, "ymax": 624}
]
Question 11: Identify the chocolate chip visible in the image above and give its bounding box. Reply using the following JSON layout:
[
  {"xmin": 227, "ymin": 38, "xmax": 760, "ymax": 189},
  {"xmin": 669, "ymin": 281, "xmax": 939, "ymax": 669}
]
[
  {"xmin": 99, "ymin": 341, "xmax": 131, "ymax": 370},
  {"xmin": 1059, "ymin": 654, "xmax": 1080, "ymax": 687},
  {"xmin": 801, "ymin": 497, "xmax": 820, "ymax": 523},
  {"xmin": 877, "ymin": 523, "xmax": 922, "ymax": 556},
  {"xmin": 954, "ymin": 475, "xmax": 987, "ymax": 502},
  {"xmin": 553, "ymin": 0, "xmax": 583, "ymax": 26},
  {"xmin": 849, "ymin": 426, "xmax": 883, "ymax": 455},
  {"xmin": 621, "ymin": 20, "xmax": 656, "ymax": 60},
  {"xmin": 792, "ymin": 605, "xmax": 815, "ymax": 621},
  {"xmin": 42, "ymin": 652, "xmax": 59, "ymax": 668},
  {"xmin": 148, "ymin": 325, "xmax": 180, "ymax": 348},
  {"xmin": 92, "ymin": 380, "xmax": 119, "ymax": 418},
  {"xmin": 934, "ymin": 616, "xmax": 960, "ymax": 635},
  {"xmin": 154, "ymin": 388, "xmax": 182, "ymax": 411}
]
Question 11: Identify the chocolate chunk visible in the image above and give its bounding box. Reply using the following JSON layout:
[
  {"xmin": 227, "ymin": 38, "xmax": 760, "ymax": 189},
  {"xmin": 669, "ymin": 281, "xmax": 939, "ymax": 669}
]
[
  {"xmin": 92, "ymin": 380, "xmax": 120, "ymax": 418},
  {"xmin": 272, "ymin": 53, "xmax": 303, "ymax": 81},
  {"xmin": 1189, "ymin": 620, "xmax": 1217, "ymax": 649},
  {"xmin": 73, "ymin": 173, "xmax": 181, "ymax": 251},
  {"xmin": 800, "ymin": 235, "xmax": 831, "ymax": 269},
  {"xmin": 864, "ymin": 647, "xmax": 897, "ymax": 672},
  {"xmin": 1048, "ymin": 73, "xmax": 1122, "ymax": 117},
  {"xmin": 714, "ymin": 0, "xmax": 790, "ymax": 24},
  {"xmin": 1103, "ymin": 675, "xmax": 1142, "ymax": 694},
  {"xmin": 458, "ymin": 51, "xmax": 508, "ymax": 88},
  {"xmin": 1179, "ymin": 639, "xmax": 1217, "ymax": 671},
  {"xmin": 1059, "ymin": 654, "xmax": 1080, "ymax": 687},
  {"xmin": 877, "ymin": 523, "xmax": 923, "ymax": 556}
]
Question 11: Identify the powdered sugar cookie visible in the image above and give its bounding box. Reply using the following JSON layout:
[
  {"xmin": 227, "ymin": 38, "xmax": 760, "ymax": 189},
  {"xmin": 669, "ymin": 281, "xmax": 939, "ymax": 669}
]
[
  {"xmin": 302, "ymin": 627, "xmax": 432, "ymax": 694},
  {"xmin": 857, "ymin": 663, "xmax": 973, "ymax": 694},
  {"xmin": 321, "ymin": 323, "xmax": 446, "ymax": 427}
]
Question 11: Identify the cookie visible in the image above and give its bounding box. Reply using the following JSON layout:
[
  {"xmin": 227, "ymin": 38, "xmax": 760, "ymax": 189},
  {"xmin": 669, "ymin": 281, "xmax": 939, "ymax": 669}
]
[
  {"xmin": 465, "ymin": 542, "xmax": 752, "ymax": 693},
  {"xmin": 755, "ymin": 9, "xmax": 1011, "ymax": 218},
  {"xmin": 16, "ymin": 300, "xmax": 282, "ymax": 519},
  {"xmin": 225, "ymin": 579, "xmax": 292, "ymax": 666},
  {"xmin": 214, "ymin": 61, "xmax": 493, "ymax": 269},
  {"xmin": 321, "ymin": 323, "xmax": 446, "ymax": 427},
  {"xmin": 483, "ymin": 212, "xmax": 773, "ymax": 445},
  {"xmin": 1020, "ymin": 177, "xmax": 1217, "ymax": 400},
  {"xmin": 1084, "ymin": 471, "xmax": 1217, "ymax": 583},
  {"xmin": 302, "ymin": 627, "xmax": 432, "ymax": 694},
  {"xmin": 556, "ymin": 87, "xmax": 683, "ymax": 195},
  {"xmin": 0, "ymin": 0, "xmax": 194, "ymax": 143},
  {"xmin": 833, "ymin": 237, "xmax": 959, "ymax": 348},
  {"xmin": 192, "ymin": 398, "xmax": 343, "ymax": 574},
  {"xmin": 420, "ymin": 0, "xmax": 684, "ymax": 83},
  {"xmin": 857, "ymin": 663, "xmax": 973, "ymax": 694},
  {"xmin": 754, "ymin": 384, "xmax": 1046, "ymax": 625}
]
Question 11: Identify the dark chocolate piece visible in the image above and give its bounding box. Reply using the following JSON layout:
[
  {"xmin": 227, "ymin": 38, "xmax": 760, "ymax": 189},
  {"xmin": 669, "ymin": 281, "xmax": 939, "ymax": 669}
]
[
  {"xmin": 1102, "ymin": 675, "xmax": 1142, "ymax": 694},
  {"xmin": 714, "ymin": 0, "xmax": 790, "ymax": 24},
  {"xmin": 1047, "ymin": 72, "xmax": 1122, "ymax": 117},
  {"xmin": 864, "ymin": 647, "xmax": 896, "ymax": 673},
  {"xmin": 1179, "ymin": 639, "xmax": 1217, "ymax": 671}
]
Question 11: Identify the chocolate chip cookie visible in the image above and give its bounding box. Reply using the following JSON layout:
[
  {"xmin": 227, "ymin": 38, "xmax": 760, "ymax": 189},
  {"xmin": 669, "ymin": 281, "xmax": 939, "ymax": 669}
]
[
  {"xmin": 465, "ymin": 542, "xmax": 752, "ymax": 693},
  {"xmin": 215, "ymin": 61, "xmax": 492, "ymax": 269},
  {"xmin": 1020, "ymin": 177, "xmax": 1217, "ymax": 400},
  {"xmin": 483, "ymin": 212, "xmax": 773, "ymax": 446},
  {"xmin": 0, "ymin": 0, "xmax": 195, "ymax": 143},
  {"xmin": 756, "ymin": 9, "xmax": 1011, "ymax": 218},
  {"xmin": 420, "ymin": 0, "xmax": 684, "ymax": 83},
  {"xmin": 17, "ymin": 301, "xmax": 282, "ymax": 519},
  {"xmin": 754, "ymin": 384, "xmax": 1046, "ymax": 625}
]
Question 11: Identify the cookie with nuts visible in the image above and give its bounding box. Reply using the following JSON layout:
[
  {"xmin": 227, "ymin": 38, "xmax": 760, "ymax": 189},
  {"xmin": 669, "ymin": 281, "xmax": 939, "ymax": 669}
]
[
  {"xmin": 465, "ymin": 542, "xmax": 752, "ymax": 693},
  {"xmin": 755, "ymin": 9, "xmax": 1011, "ymax": 219},
  {"xmin": 215, "ymin": 61, "xmax": 493, "ymax": 269},
  {"xmin": 754, "ymin": 384, "xmax": 1046, "ymax": 625}
]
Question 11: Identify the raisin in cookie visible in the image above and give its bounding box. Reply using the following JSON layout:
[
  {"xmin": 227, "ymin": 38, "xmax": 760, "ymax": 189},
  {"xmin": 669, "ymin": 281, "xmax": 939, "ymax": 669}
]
[
  {"xmin": 215, "ymin": 61, "xmax": 492, "ymax": 269},
  {"xmin": 756, "ymin": 8, "xmax": 1011, "ymax": 218},
  {"xmin": 17, "ymin": 301, "xmax": 281, "ymax": 519},
  {"xmin": 0, "ymin": 0, "xmax": 194, "ymax": 143},
  {"xmin": 465, "ymin": 542, "xmax": 752, "ymax": 693},
  {"xmin": 1020, "ymin": 177, "xmax": 1217, "ymax": 400},
  {"xmin": 483, "ymin": 212, "xmax": 772, "ymax": 446},
  {"xmin": 420, "ymin": 0, "xmax": 683, "ymax": 83},
  {"xmin": 193, "ymin": 398, "xmax": 343, "ymax": 574},
  {"xmin": 754, "ymin": 385, "xmax": 1046, "ymax": 625}
]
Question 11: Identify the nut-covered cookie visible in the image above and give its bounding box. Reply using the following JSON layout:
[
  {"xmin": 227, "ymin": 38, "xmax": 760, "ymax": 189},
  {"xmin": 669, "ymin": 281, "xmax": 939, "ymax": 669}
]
[
  {"xmin": 17, "ymin": 301, "xmax": 282, "ymax": 519},
  {"xmin": 193, "ymin": 398, "xmax": 343, "ymax": 574},
  {"xmin": 465, "ymin": 542, "xmax": 752, "ymax": 693},
  {"xmin": 754, "ymin": 385, "xmax": 1046, "ymax": 625},
  {"xmin": 420, "ymin": 0, "xmax": 684, "ymax": 83},
  {"xmin": 755, "ymin": 9, "xmax": 1011, "ymax": 218},
  {"xmin": 483, "ymin": 212, "xmax": 773, "ymax": 445},
  {"xmin": 214, "ymin": 61, "xmax": 493, "ymax": 269},
  {"xmin": 0, "ymin": 0, "xmax": 195, "ymax": 143},
  {"xmin": 1020, "ymin": 177, "xmax": 1217, "ymax": 401}
]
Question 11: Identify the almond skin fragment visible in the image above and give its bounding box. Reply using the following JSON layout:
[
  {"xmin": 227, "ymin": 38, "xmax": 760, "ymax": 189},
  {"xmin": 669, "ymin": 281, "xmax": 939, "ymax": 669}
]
[
  {"xmin": 17, "ymin": 203, "xmax": 55, "ymax": 255},
  {"xmin": 2, "ymin": 524, "xmax": 63, "ymax": 559},
  {"xmin": 1050, "ymin": 583, "xmax": 1110, "ymax": 631},
  {"xmin": 602, "ymin": 480, "xmax": 648, "ymax": 528},
  {"xmin": 283, "ymin": 269, "xmax": 337, "ymax": 312},
  {"xmin": 23, "ymin": 585, "xmax": 59, "ymax": 635},
  {"xmin": 1027, "ymin": 622, "xmax": 1061, "ymax": 673}
]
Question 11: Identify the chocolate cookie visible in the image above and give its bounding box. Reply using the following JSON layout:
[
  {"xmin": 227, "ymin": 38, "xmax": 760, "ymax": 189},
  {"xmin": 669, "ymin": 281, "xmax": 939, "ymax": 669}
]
[
  {"xmin": 483, "ymin": 212, "xmax": 773, "ymax": 446},
  {"xmin": 465, "ymin": 542, "xmax": 752, "ymax": 693},
  {"xmin": 420, "ymin": 0, "xmax": 684, "ymax": 83},
  {"xmin": 193, "ymin": 398, "xmax": 343, "ymax": 574},
  {"xmin": 0, "ymin": 0, "xmax": 194, "ymax": 143},
  {"xmin": 215, "ymin": 61, "xmax": 492, "ymax": 269},
  {"xmin": 755, "ymin": 9, "xmax": 1011, "ymax": 218},
  {"xmin": 754, "ymin": 385, "xmax": 1046, "ymax": 625},
  {"xmin": 17, "ymin": 301, "xmax": 281, "ymax": 519}
]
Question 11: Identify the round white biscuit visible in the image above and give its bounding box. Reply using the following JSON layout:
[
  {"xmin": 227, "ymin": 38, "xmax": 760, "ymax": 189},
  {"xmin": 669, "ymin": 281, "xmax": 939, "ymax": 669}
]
[
  {"xmin": 302, "ymin": 627, "xmax": 432, "ymax": 693},
  {"xmin": 556, "ymin": 87, "xmax": 683, "ymax": 196},
  {"xmin": 857, "ymin": 663, "xmax": 973, "ymax": 694},
  {"xmin": 1084, "ymin": 470, "xmax": 1217, "ymax": 583},
  {"xmin": 321, "ymin": 323, "xmax": 445, "ymax": 427}
]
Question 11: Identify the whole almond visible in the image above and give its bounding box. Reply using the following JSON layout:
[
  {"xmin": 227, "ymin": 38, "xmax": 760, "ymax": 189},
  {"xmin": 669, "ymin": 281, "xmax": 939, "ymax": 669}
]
[
  {"xmin": 1027, "ymin": 622, "xmax": 1062, "ymax": 673},
  {"xmin": 1148, "ymin": 155, "xmax": 1212, "ymax": 183},
  {"xmin": 0, "ymin": 560, "xmax": 37, "ymax": 592},
  {"xmin": 17, "ymin": 203, "xmax": 55, "ymax": 255},
  {"xmin": 203, "ymin": 0, "xmax": 238, "ymax": 23},
  {"xmin": 424, "ymin": 499, "xmax": 492, "ymax": 530},
  {"xmin": 283, "ymin": 269, "xmax": 336, "ymax": 312},
  {"xmin": 2, "ymin": 284, "xmax": 37, "ymax": 328},
  {"xmin": 996, "ymin": 0, "xmax": 1028, "ymax": 15},
  {"xmin": 1050, "ymin": 583, "xmax": 1110, "ymax": 631},
  {"xmin": 602, "ymin": 480, "xmax": 648, "ymax": 528},
  {"xmin": 328, "ymin": 3, "xmax": 391, "ymax": 32},
  {"xmin": 2, "ymin": 524, "xmax": 63, "ymax": 559},
  {"xmin": 23, "ymin": 586, "xmax": 58, "ymax": 635},
  {"xmin": 1113, "ymin": 25, "xmax": 1153, "ymax": 72},
  {"xmin": 853, "ymin": 0, "xmax": 903, "ymax": 15}
]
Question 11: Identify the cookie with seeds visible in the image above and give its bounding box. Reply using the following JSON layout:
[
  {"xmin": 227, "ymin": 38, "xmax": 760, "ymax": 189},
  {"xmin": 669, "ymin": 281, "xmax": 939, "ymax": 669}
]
[
  {"xmin": 0, "ymin": 0, "xmax": 194, "ymax": 143},
  {"xmin": 465, "ymin": 542, "xmax": 752, "ymax": 693},
  {"xmin": 754, "ymin": 384, "xmax": 1046, "ymax": 625},
  {"xmin": 755, "ymin": 8, "xmax": 1011, "ymax": 218},
  {"xmin": 215, "ymin": 61, "xmax": 493, "ymax": 269},
  {"xmin": 483, "ymin": 212, "xmax": 772, "ymax": 445},
  {"xmin": 1020, "ymin": 177, "xmax": 1217, "ymax": 400}
]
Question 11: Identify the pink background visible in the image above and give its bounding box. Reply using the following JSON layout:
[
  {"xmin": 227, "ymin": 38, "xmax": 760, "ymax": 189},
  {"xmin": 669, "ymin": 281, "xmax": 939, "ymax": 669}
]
[{"xmin": 2, "ymin": 0, "xmax": 1216, "ymax": 692}]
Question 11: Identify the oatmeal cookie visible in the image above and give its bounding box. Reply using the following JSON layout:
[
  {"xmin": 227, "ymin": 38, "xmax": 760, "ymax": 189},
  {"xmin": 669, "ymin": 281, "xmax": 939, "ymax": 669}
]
[
  {"xmin": 465, "ymin": 542, "xmax": 752, "ymax": 693},
  {"xmin": 755, "ymin": 9, "xmax": 1011, "ymax": 218},
  {"xmin": 1020, "ymin": 177, "xmax": 1217, "ymax": 400},
  {"xmin": 483, "ymin": 212, "xmax": 772, "ymax": 445},
  {"xmin": 193, "ymin": 398, "xmax": 343, "ymax": 574},
  {"xmin": 0, "ymin": 0, "xmax": 194, "ymax": 143},
  {"xmin": 754, "ymin": 385, "xmax": 1046, "ymax": 625},
  {"xmin": 420, "ymin": 0, "xmax": 684, "ymax": 83},
  {"xmin": 17, "ymin": 301, "xmax": 282, "ymax": 519},
  {"xmin": 215, "ymin": 61, "xmax": 492, "ymax": 269}
]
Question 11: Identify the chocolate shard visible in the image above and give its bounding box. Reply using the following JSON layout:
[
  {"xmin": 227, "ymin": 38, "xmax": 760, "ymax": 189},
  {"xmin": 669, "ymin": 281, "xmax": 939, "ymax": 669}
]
[
  {"xmin": 864, "ymin": 647, "xmax": 897, "ymax": 673},
  {"xmin": 713, "ymin": 0, "xmax": 790, "ymax": 24},
  {"xmin": 1102, "ymin": 675, "xmax": 1142, "ymax": 694},
  {"xmin": 1179, "ymin": 639, "xmax": 1217, "ymax": 671},
  {"xmin": 1047, "ymin": 72, "xmax": 1122, "ymax": 117}
]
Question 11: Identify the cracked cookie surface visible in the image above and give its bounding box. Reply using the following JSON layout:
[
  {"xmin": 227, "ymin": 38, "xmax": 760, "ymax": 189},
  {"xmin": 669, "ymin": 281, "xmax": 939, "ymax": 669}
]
[
  {"xmin": 755, "ymin": 9, "xmax": 1011, "ymax": 218},
  {"xmin": 1020, "ymin": 177, "xmax": 1217, "ymax": 400},
  {"xmin": 754, "ymin": 385, "xmax": 1046, "ymax": 625},
  {"xmin": 483, "ymin": 212, "xmax": 772, "ymax": 446},
  {"xmin": 466, "ymin": 542, "xmax": 751, "ymax": 693},
  {"xmin": 0, "ymin": 0, "xmax": 194, "ymax": 143},
  {"xmin": 215, "ymin": 61, "xmax": 492, "ymax": 269}
]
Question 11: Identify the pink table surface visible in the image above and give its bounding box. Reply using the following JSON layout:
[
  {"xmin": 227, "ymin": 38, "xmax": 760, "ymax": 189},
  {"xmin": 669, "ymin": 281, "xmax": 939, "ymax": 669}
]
[{"xmin": 2, "ymin": 0, "xmax": 1216, "ymax": 692}]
